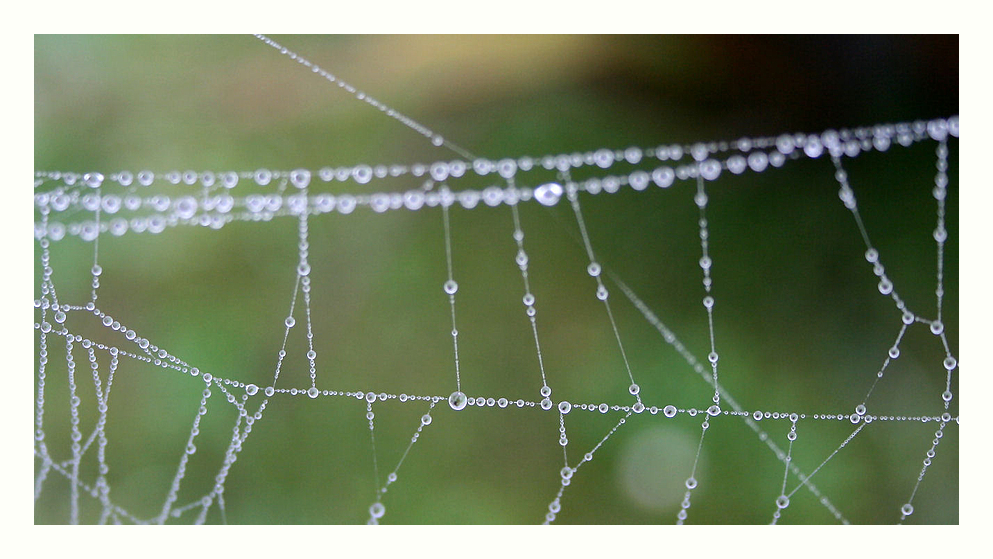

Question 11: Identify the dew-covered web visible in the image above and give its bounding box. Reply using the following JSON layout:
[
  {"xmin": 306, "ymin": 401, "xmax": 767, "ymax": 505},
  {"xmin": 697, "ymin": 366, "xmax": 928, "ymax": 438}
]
[{"xmin": 33, "ymin": 35, "xmax": 959, "ymax": 525}]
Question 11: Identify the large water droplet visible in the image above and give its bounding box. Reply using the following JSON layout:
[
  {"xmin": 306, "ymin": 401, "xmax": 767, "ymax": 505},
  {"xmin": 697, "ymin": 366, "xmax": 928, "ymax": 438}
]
[
  {"xmin": 448, "ymin": 391, "xmax": 467, "ymax": 410},
  {"xmin": 534, "ymin": 183, "xmax": 563, "ymax": 206}
]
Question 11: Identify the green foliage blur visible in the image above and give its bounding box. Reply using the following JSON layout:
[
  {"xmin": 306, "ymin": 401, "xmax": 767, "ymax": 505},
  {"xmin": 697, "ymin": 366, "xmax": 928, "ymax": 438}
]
[{"xmin": 34, "ymin": 35, "xmax": 958, "ymax": 524}]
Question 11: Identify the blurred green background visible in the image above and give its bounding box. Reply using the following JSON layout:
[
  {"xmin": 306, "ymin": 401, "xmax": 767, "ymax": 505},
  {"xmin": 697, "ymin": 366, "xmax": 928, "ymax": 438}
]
[{"xmin": 34, "ymin": 35, "xmax": 958, "ymax": 524}]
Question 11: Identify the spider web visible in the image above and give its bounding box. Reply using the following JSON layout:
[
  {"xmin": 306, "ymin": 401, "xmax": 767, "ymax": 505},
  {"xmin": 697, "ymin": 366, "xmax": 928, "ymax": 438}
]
[{"xmin": 33, "ymin": 35, "xmax": 959, "ymax": 525}]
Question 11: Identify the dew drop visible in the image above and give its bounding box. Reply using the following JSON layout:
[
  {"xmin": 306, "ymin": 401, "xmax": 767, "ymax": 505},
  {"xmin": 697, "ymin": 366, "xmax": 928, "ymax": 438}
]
[
  {"xmin": 245, "ymin": 384, "xmax": 258, "ymax": 396},
  {"xmin": 534, "ymin": 183, "xmax": 563, "ymax": 206},
  {"xmin": 264, "ymin": 386, "xmax": 275, "ymax": 397},
  {"xmin": 421, "ymin": 414, "xmax": 433, "ymax": 426},
  {"xmin": 541, "ymin": 398, "xmax": 553, "ymax": 410},
  {"xmin": 930, "ymin": 321, "xmax": 944, "ymax": 335},
  {"xmin": 449, "ymin": 391, "xmax": 467, "ymax": 411},
  {"xmin": 598, "ymin": 403, "xmax": 609, "ymax": 414},
  {"xmin": 707, "ymin": 405, "xmax": 721, "ymax": 417},
  {"xmin": 632, "ymin": 402, "xmax": 645, "ymax": 413},
  {"xmin": 369, "ymin": 502, "xmax": 386, "ymax": 519},
  {"xmin": 443, "ymin": 280, "xmax": 458, "ymax": 295},
  {"xmin": 587, "ymin": 262, "xmax": 601, "ymax": 277},
  {"xmin": 628, "ymin": 384, "xmax": 640, "ymax": 396},
  {"xmin": 855, "ymin": 404, "xmax": 866, "ymax": 416},
  {"xmin": 901, "ymin": 503, "xmax": 914, "ymax": 516},
  {"xmin": 787, "ymin": 431, "xmax": 797, "ymax": 441},
  {"xmin": 942, "ymin": 390, "xmax": 953, "ymax": 402},
  {"xmin": 685, "ymin": 477, "xmax": 697, "ymax": 490},
  {"xmin": 596, "ymin": 286, "xmax": 609, "ymax": 300},
  {"xmin": 776, "ymin": 495, "xmax": 790, "ymax": 509},
  {"xmin": 558, "ymin": 401, "xmax": 572, "ymax": 414},
  {"xmin": 943, "ymin": 356, "xmax": 957, "ymax": 370},
  {"xmin": 307, "ymin": 387, "xmax": 319, "ymax": 399},
  {"xmin": 889, "ymin": 347, "xmax": 900, "ymax": 359},
  {"xmin": 497, "ymin": 398, "xmax": 508, "ymax": 408},
  {"xmin": 878, "ymin": 278, "xmax": 893, "ymax": 295},
  {"xmin": 285, "ymin": 316, "xmax": 296, "ymax": 328},
  {"xmin": 663, "ymin": 405, "xmax": 677, "ymax": 418}
]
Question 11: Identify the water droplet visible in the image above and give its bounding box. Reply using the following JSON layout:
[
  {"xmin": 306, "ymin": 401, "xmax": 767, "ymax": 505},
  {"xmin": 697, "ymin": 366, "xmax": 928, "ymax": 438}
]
[
  {"xmin": 298, "ymin": 262, "xmax": 311, "ymax": 276},
  {"xmin": 787, "ymin": 431, "xmax": 797, "ymax": 441},
  {"xmin": 598, "ymin": 403, "xmax": 609, "ymax": 414},
  {"xmin": 753, "ymin": 410, "xmax": 763, "ymax": 421},
  {"xmin": 748, "ymin": 151, "xmax": 769, "ymax": 172},
  {"xmin": 264, "ymin": 386, "xmax": 275, "ymax": 397},
  {"xmin": 702, "ymin": 295, "xmax": 715, "ymax": 309},
  {"xmin": 663, "ymin": 405, "xmax": 677, "ymax": 418},
  {"xmin": 902, "ymin": 312, "xmax": 915, "ymax": 325},
  {"xmin": 700, "ymin": 159, "xmax": 721, "ymax": 181},
  {"xmin": 901, "ymin": 503, "xmax": 914, "ymax": 516},
  {"xmin": 776, "ymin": 495, "xmax": 790, "ymax": 509},
  {"xmin": 943, "ymin": 356, "xmax": 957, "ymax": 370},
  {"xmin": 369, "ymin": 502, "xmax": 386, "ymax": 519},
  {"xmin": 889, "ymin": 347, "xmax": 900, "ymax": 359},
  {"xmin": 628, "ymin": 384, "xmax": 640, "ymax": 396},
  {"xmin": 54, "ymin": 311, "xmax": 66, "ymax": 323},
  {"xmin": 587, "ymin": 262, "xmax": 601, "ymax": 277},
  {"xmin": 443, "ymin": 280, "xmax": 458, "ymax": 295},
  {"xmin": 632, "ymin": 402, "xmax": 645, "ymax": 413},
  {"xmin": 855, "ymin": 404, "xmax": 866, "ymax": 416},
  {"xmin": 449, "ymin": 391, "xmax": 467, "ymax": 411},
  {"xmin": 707, "ymin": 405, "xmax": 721, "ymax": 417},
  {"xmin": 596, "ymin": 286, "xmax": 609, "ymax": 300},
  {"xmin": 290, "ymin": 169, "xmax": 311, "ymax": 189},
  {"xmin": 285, "ymin": 316, "xmax": 296, "ymax": 328},
  {"xmin": 541, "ymin": 398, "xmax": 553, "ymax": 410},
  {"xmin": 942, "ymin": 390, "xmax": 953, "ymax": 402},
  {"xmin": 534, "ymin": 183, "xmax": 563, "ymax": 206},
  {"xmin": 254, "ymin": 169, "xmax": 272, "ymax": 186},
  {"xmin": 245, "ymin": 384, "xmax": 258, "ymax": 396},
  {"xmin": 878, "ymin": 278, "xmax": 893, "ymax": 295},
  {"xmin": 930, "ymin": 321, "xmax": 944, "ymax": 335},
  {"xmin": 652, "ymin": 167, "xmax": 675, "ymax": 188},
  {"xmin": 560, "ymin": 467, "xmax": 573, "ymax": 480},
  {"xmin": 307, "ymin": 387, "xmax": 319, "ymax": 399},
  {"xmin": 558, "ymin": 401, "xmax": 572, "ymax": 414},
  {"xmin": 685, "ymin": 477, "xmax": 697, "ymax": 490},
  {"xmin": 497, "ymin": 398, "xmax": 508, "ymax": 408},
  {"xmin": 708, "ymin": 352, "xmax": 719, "ymax": 364}
]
